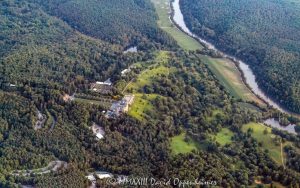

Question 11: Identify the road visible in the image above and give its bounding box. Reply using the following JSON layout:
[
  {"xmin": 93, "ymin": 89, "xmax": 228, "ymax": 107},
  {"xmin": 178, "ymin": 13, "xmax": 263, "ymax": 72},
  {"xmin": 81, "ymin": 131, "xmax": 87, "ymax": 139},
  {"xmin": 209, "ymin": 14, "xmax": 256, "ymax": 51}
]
[{"xmin": 11, "ymin": 161, "xmax": 67, "ymax": 176}]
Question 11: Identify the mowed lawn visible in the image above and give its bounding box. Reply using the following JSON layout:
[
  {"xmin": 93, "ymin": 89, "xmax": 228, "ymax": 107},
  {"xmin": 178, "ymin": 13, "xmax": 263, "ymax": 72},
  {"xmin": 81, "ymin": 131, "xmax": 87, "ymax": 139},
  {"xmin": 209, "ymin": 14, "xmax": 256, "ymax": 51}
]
[
  {"xmin": 128, "ymin": 93, "xmax": 160, "ymax": 121},
  {"xmin": 170, "ymin": 133, "xmax": 199, "ymax": 155},
  {"xmin": 241, "ymin": 122, "xmax": 290, "ymax": 164},
  {"xmin": 203, "ymin": 56, "xmax": 264, "ymax": 105},
  {"xmin": 214, "ymin": 128, "xmax": 234, "ymax": 146},
  {"xmin": 151, "ymin": 0, "xmax": 203, "ymax": 50}
]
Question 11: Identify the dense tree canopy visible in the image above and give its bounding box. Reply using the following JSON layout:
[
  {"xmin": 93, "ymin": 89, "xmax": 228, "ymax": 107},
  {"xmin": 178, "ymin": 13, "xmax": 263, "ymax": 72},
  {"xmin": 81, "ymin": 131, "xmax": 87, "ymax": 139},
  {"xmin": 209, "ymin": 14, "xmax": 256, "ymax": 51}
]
[
  {"xmin": 28, "ymin": 0, "xmax": 176, "ymax": 47},
  {"xmin": 1, "ymin": 0, "xmax": 300, "ymax": 187}
]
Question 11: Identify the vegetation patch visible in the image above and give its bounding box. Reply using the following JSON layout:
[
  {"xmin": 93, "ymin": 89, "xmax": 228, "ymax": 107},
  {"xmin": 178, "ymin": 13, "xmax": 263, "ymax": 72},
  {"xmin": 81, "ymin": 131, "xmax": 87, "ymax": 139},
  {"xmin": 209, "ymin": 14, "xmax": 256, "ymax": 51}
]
[
  {"xmin": 181, "ymin": 0, "xmax": 300, "ymax": 113},
  {"xmin": 242, "ymin": 123, "xmax": 289, "ymax": 164},
  {"xmin": 170, "ymin": 133, "xmax": 198, "ymax": 155},
  {"xmin": 128, "ymin": 94, "xmax": 159, "ymax": 121},
  {"xmin": 214, "ymin": 128, "xmax": 234, "ymax": 146},
  {"xmin": 127, "ymin": 51, "xmax": 173, "ymax": 92},
  {"xmin": 206, "ymin": 109, "xmax": 224, "ymax": 122}
]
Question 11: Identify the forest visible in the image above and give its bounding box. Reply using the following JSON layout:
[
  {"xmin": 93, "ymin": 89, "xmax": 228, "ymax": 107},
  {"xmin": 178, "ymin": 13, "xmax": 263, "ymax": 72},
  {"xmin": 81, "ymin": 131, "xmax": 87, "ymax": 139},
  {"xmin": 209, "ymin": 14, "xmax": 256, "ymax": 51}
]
[
  {"xmin": 180, "ymin": 0, "xmax": 300, "ymax": 113},
  {"xmin": 1, "ymin": 0, "xmax": 300, "ymax": 187},
  {"xmin": 2, "ymin": 49, "xmax": 300, "ymax": 187},
  {"xmin": 28, "ymin": 0, "xmax": 175, "ymax": 47}
]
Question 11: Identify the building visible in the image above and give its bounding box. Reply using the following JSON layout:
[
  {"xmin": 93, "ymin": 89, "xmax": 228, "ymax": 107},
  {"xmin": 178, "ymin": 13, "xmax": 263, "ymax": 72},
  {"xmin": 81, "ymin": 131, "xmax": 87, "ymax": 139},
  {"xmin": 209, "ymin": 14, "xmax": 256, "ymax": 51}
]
[
  {"xmin": 91, "ymin": 78, "xmax": 113, "ymax": 94},
  {"xmin": 95, "ymin": 78, "xmax": 112, "ymax": 86},
  {"xmin": 121, "ymin": 69, "xmax": 130, "ymax": 76},
  {"xmin": 105, "ymin": 95, "xmax": 135, "ymax": 118},
  {"xmin": 91, "ymin": 123, "xmax": 105, "ymax": 140}
]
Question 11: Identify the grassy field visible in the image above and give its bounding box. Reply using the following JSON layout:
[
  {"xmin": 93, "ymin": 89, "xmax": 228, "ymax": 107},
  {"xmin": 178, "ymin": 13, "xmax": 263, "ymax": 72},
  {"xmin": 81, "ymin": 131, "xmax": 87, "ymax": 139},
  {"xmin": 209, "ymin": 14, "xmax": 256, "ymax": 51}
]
[
  {"xmin": 127, "ymin": 51, "xmax": 172, "ymax": 92},
  {"xmin": 241, "ymin": 122, "xmax": 287, "ymax": 164},
  {"xmin": 126, "ymin": 52, "xmax": 170, "ymax": 120},
  {"xmin": 151, "ymin": 0, "xmax": 203, "ymax": 50},
  {"xmin": 170, "ymin": 132, "xmax": 199, "ymax": 154},
  {"xmin": 214, "ymin": 128, "xmax": 234, "ymax": 146},
  {"xmin": 202, "ymin": 56, "xmax": 264, "ymax": 105},
  {"xmin": 128, "ymin": 93, "xmax": 160, "ymax": 121}
]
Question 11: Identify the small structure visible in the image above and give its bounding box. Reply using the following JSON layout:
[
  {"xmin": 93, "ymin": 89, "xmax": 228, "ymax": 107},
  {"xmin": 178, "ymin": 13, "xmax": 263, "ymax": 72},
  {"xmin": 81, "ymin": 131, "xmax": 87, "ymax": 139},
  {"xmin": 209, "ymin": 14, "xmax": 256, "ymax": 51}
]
[
  {"xmin": 123, "ymin": 46, "xmax": 138, "ymax": 54},
  {"xmin": 91, "ymin": 78, "xmax": 113, "ymax": 94},
  {"xmin": 63, "ymin": 93, "xmax": 75, "ymax": 102},
  {"xmin": 121, "ymin": 69, "xmax": 130, "ymax": 76},
  {"xmin": 96, "ymin": 172, "xmax": 113, "ymax": 179},
  {"xmin": 86, "ymin": 171, "xmax": 126, "ymax": 188},
  {"xmin": 105, "ymin": 95, "xmax": 135, "ymax": 118},
  {"xmin": 121, "ymin": 65, "xmax": 135, "ymax": 76},
  {"xmin": 96, "ymin": 78, "xmax": 112, "ymax": 86},
  {"xmin": 91, "ymin": 123, "xmax": 105, "ymax": 140},
  {"xmin": 9, "ymin": 84, "xmax": 16, "ymax": 87}
]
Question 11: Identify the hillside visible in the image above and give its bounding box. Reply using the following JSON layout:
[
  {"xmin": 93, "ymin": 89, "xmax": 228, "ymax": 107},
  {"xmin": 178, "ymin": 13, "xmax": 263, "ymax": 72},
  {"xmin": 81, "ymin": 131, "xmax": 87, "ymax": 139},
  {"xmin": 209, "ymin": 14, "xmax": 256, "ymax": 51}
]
[
  {"xmin": 180, "ymin": 0, "xmax": 300, "ymax": 113},
  {"xmin": 29, "ymin": 0, "xmax": 175, "ymax": 47},
  {"xmin": 1, "ymin": 0, "xmax": 300, "ymax": 187},
  {"xmin": 0, "ymin": 0, "xmax": 175, "ymax": 90}
]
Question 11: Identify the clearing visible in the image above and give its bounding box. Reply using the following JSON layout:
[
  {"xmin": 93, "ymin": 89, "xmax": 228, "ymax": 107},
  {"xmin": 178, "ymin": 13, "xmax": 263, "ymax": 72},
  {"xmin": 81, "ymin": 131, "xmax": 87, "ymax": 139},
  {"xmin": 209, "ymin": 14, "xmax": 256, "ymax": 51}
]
[
  {"xmin": 242, "ymin": 122, "xmax": 293, "ymax": 165},
  {"xmin": 127, "ymin": 51, "xmax": 173, "ymax": 92},
  {"xmin": 151, "ymin": 0, "xmax": 203, "ymax": 50},
  {"xmin": 128, "ymin": 93, "xmax": 160, "ymax": 121},
  {"xmin": 214, "ymin": 128, "xmax": 234, "ymax": 146},
  {"xmin": 202, "ymin": 57, "xmax": 263, "ymax": 105},
  {"xmin": 170, "ymin": 132, "xmax": 199, "ymax": 155},
  {"xmin": 125, "ymin": 51, "xmax": 170, "ymax": 121}
]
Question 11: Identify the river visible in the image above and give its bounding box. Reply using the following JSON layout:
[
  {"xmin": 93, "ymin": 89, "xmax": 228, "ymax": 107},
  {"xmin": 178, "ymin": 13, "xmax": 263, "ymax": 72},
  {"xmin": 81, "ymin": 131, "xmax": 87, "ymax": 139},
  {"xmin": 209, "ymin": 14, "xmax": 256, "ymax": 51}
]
[
  {"xmin": 264, "ymin": 118, "xmax": 296, "ymax": 135},
  {"xmin": 171, "ymin": 0, "xmax": 295, "ymax": 115}
]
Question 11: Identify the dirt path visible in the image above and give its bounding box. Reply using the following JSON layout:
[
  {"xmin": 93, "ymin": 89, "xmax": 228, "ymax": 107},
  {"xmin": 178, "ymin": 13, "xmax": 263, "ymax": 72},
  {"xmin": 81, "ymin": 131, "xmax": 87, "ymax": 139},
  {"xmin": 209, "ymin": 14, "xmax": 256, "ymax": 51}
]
[
  {"xmin": 48, "ymin": 114, "xmax": 57, "ymax": 132},
  {"xmin": 122, "ymin": 68, "xmax": 148, "ymax": 94},
  {"xmin": 280, "ymin": 139, "xmax": 286, "ymax": 169}
]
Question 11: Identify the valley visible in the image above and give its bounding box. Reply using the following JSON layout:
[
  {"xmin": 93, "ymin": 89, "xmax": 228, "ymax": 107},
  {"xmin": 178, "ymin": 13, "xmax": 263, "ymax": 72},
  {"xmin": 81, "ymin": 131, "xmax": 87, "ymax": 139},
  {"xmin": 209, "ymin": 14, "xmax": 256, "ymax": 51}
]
[{"xmin": 1, "ymin": 0, "xmax": 300, "ymax": 187}]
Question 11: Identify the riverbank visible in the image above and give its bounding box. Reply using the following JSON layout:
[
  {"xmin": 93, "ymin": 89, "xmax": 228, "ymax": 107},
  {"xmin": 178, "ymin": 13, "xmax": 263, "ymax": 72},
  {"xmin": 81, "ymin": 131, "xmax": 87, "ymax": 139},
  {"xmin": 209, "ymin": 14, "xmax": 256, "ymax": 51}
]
[
  {"xmin": 153, "ymin": 0, "xmax": 263, "ymax": 105},
  {"xmin": 151, "ymin": 0, "xmax": 202, "ymax": 51},
  {"xmin": 171, "ymin": 0, "xmax": 300, "ymax": 118}
]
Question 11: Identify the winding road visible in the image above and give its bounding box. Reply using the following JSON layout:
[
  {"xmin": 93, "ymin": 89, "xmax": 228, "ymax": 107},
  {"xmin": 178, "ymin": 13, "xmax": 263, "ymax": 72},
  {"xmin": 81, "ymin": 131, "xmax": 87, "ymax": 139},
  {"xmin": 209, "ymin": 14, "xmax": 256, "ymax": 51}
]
[{"xmin": 11, "ymin": 161, "xmax": 67, "ymax": 176}]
